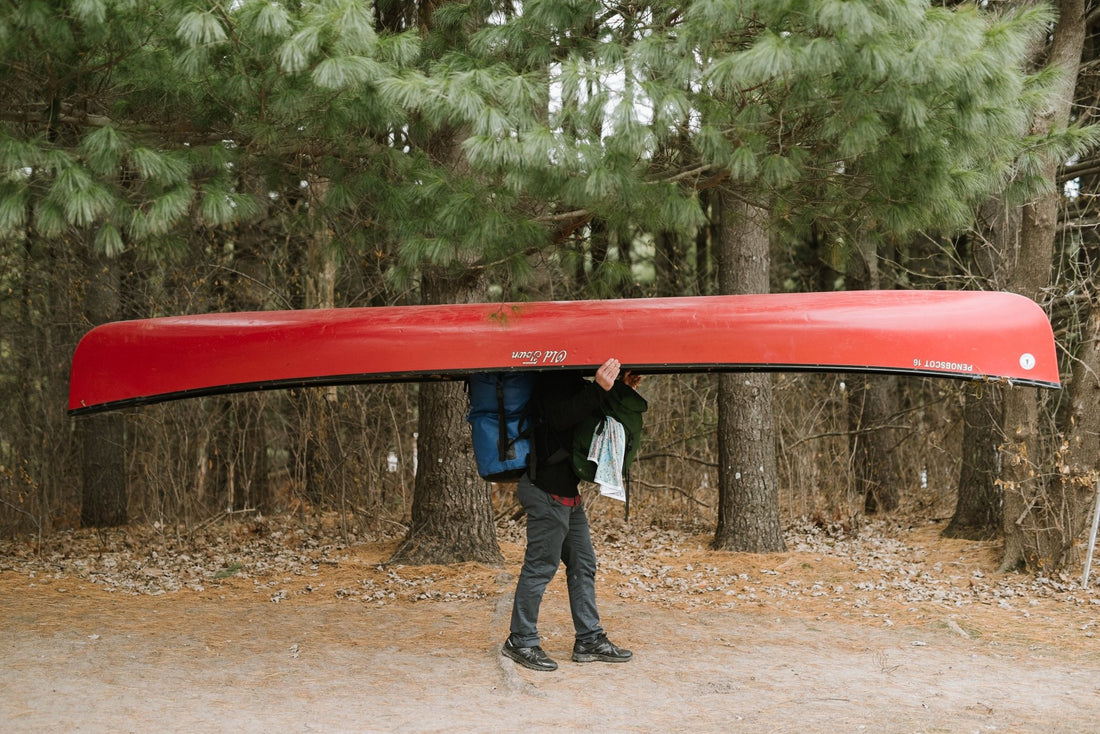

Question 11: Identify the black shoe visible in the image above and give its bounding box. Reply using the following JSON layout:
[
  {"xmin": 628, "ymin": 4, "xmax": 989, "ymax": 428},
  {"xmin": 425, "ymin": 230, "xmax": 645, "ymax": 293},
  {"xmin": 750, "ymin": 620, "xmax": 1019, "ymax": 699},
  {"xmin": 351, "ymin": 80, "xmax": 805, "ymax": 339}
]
[
  {"xmin": 501, "ymin": 639, "xmax": 558, "ymax": 671},
  {"xmin": 572, "ymin": 634, "xmax": 633, "ymax": 663}
]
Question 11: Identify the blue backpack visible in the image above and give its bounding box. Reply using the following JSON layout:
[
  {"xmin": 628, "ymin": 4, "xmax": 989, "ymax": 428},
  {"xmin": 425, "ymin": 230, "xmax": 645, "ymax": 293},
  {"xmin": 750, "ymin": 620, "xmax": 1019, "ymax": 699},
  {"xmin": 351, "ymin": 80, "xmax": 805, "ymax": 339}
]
[{"xmin": 466, "ymin": 372, "xmax": 535, "ymax": 481}]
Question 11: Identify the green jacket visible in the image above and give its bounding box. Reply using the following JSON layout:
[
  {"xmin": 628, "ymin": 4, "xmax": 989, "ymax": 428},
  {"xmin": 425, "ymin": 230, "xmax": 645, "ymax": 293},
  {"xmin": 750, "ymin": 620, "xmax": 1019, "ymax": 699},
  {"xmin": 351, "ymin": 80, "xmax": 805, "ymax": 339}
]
[{"xmin": 570, "ymin": 381, "xmax": 648, "ymax": 482}]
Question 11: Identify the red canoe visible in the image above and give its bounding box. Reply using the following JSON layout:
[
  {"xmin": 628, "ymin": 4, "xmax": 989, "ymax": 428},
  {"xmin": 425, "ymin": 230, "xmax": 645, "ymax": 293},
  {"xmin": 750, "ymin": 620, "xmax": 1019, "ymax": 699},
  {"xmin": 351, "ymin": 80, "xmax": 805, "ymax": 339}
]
[{"xmin": 67, "ymin": 290, "xmax": 1060, "ymax": 415}]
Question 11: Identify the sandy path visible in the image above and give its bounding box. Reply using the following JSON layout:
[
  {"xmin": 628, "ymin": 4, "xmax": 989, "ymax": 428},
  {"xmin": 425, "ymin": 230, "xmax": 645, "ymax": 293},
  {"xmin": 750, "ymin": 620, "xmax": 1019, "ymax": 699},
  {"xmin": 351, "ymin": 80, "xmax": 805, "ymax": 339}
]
[{"xmin": 4, "ymin": 565, "xmax": 1100, "ymax": 733}]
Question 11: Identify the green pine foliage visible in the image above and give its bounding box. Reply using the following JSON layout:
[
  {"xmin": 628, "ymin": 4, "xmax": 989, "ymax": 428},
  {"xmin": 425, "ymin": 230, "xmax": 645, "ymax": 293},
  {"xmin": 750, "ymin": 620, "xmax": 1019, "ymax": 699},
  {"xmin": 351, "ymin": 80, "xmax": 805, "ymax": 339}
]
[
  {"xmin": 657, "ymin": 0, "xmax": 1080, "ymax": 241},
  {"xmin": 438, "ymin": 0, "xmax": 1085, "ymax": 279},
  {"xmin": 1, "ymin": 0, "xmax": 435, "ymax": 277},
  {"xmin": 2, "ymin": 0, "xmax": 1094, "ymax": 294},
  {"xmin": 5, "ymin": 0, "xmax": 1100, "ymax": 540}
]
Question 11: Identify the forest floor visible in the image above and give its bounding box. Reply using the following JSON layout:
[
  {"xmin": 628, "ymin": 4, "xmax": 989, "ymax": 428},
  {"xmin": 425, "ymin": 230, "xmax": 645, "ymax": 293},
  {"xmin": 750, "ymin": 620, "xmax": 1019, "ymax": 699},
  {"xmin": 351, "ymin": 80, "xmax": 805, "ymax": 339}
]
[{"xmin": 3, "ymin": 501, "xmax": 1100, "ymax": 733}]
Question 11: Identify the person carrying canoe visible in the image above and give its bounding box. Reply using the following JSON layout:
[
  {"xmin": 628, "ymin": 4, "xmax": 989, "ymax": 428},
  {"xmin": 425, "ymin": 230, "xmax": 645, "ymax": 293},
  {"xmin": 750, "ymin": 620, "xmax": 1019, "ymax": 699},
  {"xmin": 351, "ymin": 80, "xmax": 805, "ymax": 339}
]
[{"xmin": 501, "ymin": 357, "xmax": 645, "ymax": 672}]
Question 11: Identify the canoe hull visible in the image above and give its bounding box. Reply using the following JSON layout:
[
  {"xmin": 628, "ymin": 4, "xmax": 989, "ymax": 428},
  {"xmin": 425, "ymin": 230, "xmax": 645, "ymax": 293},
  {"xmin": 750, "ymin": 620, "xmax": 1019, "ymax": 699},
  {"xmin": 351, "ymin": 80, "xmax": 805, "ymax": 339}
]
[{"xmin": 67, "ymin": 291, "xmax": 1060, "ymax": 415}]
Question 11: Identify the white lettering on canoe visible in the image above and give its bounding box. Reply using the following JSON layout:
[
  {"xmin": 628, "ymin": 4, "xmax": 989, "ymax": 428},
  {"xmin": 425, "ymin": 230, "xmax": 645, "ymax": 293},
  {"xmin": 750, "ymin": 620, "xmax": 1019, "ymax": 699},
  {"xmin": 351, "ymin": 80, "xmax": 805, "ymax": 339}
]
[
  {"xmin": 913, "ymin": 358, "xmax": 974, "ymax": 373},
  {"xmin": 512, "ymin": 350, "xmax": 542, "ymax": 365},
  {"xmin": 511, "ymin": 349, "xmax": 568, "ymax": 366}
]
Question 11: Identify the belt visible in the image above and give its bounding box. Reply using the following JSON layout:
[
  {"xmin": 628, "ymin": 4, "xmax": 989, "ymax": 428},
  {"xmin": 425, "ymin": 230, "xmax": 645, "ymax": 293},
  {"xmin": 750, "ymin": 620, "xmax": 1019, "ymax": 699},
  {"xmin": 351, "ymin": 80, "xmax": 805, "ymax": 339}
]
[{"xmin": 550, "ymin": 494, "xmax": 581, "ymax": 507}]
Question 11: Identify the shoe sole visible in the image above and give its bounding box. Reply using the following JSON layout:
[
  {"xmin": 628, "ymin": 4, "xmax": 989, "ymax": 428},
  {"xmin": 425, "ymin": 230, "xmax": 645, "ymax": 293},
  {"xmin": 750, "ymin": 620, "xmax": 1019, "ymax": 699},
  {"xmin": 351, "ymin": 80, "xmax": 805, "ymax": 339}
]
[
  {"xmin": 571, "ymin": 653, "xmax": 632, "ymax": 663},
  {"xmin": 501, "ymin": 647, "xmax": 558, "ymax": 672}
]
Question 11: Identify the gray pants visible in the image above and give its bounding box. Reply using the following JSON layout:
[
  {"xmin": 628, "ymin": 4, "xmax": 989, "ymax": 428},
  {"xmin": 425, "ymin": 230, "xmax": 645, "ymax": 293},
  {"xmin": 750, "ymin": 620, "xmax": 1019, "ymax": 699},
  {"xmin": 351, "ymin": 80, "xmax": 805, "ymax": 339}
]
[{"xmin": 508, "ymin": 475, "xmax": 603, "ymax": 648}]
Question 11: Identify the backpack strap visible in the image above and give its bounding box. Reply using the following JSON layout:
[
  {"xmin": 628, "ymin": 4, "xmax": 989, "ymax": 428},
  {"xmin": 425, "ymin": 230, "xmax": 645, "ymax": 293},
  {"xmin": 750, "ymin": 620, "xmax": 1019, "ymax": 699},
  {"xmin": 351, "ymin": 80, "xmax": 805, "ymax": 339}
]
[{"xmin": 495, "ymin": 374, "xmax": 511, "ymax": 462}]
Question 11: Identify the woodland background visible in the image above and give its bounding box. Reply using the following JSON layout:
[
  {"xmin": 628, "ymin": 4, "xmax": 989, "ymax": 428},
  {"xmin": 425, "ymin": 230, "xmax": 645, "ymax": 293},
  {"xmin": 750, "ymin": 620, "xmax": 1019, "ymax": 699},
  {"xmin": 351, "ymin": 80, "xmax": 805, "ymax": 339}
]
[{"xmin": 3, "ymin": 0, "xmax": 1100, "ymax": 575}]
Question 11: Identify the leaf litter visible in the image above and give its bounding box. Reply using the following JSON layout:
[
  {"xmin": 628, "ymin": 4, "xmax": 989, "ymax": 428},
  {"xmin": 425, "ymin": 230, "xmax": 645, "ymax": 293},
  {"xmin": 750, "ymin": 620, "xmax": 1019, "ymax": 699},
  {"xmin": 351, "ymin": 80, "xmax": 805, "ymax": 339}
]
[{"xmin": 2, "ymin": 510, "xmax": 1098, "ymax": 639}]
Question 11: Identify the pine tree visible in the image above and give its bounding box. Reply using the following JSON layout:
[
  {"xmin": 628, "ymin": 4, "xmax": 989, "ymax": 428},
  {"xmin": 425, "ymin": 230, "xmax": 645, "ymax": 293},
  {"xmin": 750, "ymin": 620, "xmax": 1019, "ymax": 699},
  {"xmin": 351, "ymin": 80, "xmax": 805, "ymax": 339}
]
[
  {"xmin": 643, "ymin": 1, "xmax": 1075, "ymax": 544},
  {"xmin": 999, "ymin": 0, "xmax": 1089, "ymax": 572},
  {"xmin": 363, "ymin": 1, "xmax": 1091, "ymax": 554},
  {"xmin": 0, "ymin": 1, "xmax": 180, "ymax": 527},
  {"xmin": 5, "ymin": 0, "xmax": 1095, "ymax": 561},
  {"xmin": 0, "ymin": 0, "xmax": 430, "ymax": 528}
]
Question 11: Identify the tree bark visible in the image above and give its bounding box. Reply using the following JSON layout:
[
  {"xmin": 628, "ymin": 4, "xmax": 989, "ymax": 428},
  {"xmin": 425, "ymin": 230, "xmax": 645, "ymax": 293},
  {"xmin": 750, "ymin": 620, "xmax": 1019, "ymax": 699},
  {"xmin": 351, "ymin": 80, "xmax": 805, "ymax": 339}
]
[
  {"xmin": 845, "ymin": 238, "xmax": 900, "ymax": 514},
  {"xmin": 712, "ymin": 191, "xmax": 785, "ymax": 552},
  {"xmin": 943, "ymin": 383, "xmax": 1004, "ymax": 540},
  {"xmin": 296, "ymin": 173, "xmax": 341, "ymax": 507},
  {"xmin": 389, "ymin": 271, "xmax": 503, "ymax": 565},
  {"xmin": 846, "ymin": 377, "xmax": 901, "ymax": 514},
  {"xmin": 1001, "ymin": 0, "xmax": 1085, "ymax": 571},
  {"xmin": 695, "ymin": 188, "xmax": 718, "ymax": 295},
  {"xmin": 79, "ymin": 245, "xmax": 127, "ymax": 527},
  {"xmin": 380, "ymin": 0, "xmax": 503, "ymax": 565},
  {"xmin": 944, "ymin": 199, "xmax": 1016, "ymax": 540},
  {"xmin": 655, "ymin": 229, "xmax": 687, "ymax": 297},
  {"xmin": 1053, "ymin": 301, "xmax": 1100, "ymax": 563}
]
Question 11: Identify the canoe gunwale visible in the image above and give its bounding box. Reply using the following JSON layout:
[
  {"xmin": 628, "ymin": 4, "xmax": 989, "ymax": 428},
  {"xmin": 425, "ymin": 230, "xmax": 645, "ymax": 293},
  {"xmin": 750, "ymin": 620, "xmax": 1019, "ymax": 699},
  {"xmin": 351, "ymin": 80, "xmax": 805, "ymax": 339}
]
[{"xmin": 67, "ymin": 362, "xmax": 1060, "ymax": 417}]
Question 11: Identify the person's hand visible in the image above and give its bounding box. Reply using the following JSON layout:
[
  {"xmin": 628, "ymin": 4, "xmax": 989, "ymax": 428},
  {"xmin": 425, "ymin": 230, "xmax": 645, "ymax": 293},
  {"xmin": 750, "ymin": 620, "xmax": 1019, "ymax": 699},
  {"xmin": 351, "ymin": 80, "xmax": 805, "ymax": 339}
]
[
  {"xmin": 595, "ymin": 358, "xmax": 621, "ymax": 391},
  {"xmin": 622, "ymin": 370, "xmax": 642, "ymax": 390}
]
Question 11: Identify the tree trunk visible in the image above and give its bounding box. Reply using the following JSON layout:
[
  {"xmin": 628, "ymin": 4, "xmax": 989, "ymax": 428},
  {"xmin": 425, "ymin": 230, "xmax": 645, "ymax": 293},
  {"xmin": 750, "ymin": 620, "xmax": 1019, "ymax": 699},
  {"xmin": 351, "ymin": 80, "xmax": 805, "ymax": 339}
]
[
  {"xmin": 387, "ymin": 4, "xmax": 502, "ymax": 564},
  {"xmin": 241, "ymin": 398, "xmax": 271, "ymax": 513},
  {"xmin": 944, "ymin": 199, "xmax": 1016, "ymax": 540},
  {"xmin": 846, "ymin": 377, "xmax": 901, "ymax": 514},
  {"xmin": 845, "ymin": 238, "xmax": 900, "ymax": 514},
  {"xmin": 1053, "ymin": 301, "xmax": 1100, "ymax": 563},
  {"xmin": 580, "ymin": 218, "xmax": 610, "ymax": 291},
  {"xmin": 695, "ymin": 188, "xmax": 717, "ymax": 295},
  {"xmin": 712, "ymin": 191, "xmax": 785, "ymax": 552},
  {"xmin": 79, "ymin": 245, "xmax": 127, "ymax": 527},
  {"xmin": 655, "ymin": 230, "xmax": 687, "ymax": 297},
  {"xmin": 297, "ymin": 174, "xmax": 341, "ymax": 506},
  {"xmin": 390, "ymin": 271, "xmax": 503, "ymax": 565},
  {"xmin": 943, "ymin": 384, "xmax": 1004, "ymax": 540},
  {"xmin": 1001, "ymin": 0, "xmax": 1085, "ymax": 571}
]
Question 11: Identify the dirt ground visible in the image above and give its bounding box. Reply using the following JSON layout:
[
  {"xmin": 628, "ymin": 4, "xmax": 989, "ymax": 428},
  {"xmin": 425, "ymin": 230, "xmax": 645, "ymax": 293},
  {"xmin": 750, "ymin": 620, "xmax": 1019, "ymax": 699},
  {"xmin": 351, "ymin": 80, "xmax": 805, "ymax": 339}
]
[{"xmin": 3, "ymin": 511, "xmax": 1100, "ymax": 733}]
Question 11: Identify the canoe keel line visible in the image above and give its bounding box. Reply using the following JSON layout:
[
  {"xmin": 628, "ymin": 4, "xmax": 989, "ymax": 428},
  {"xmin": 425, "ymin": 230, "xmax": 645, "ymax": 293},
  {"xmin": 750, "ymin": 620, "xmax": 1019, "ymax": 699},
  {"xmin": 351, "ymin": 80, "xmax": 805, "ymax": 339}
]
[{"xmin": 67, "ymin": 290, "xmax": 1061, "ymax": 416}]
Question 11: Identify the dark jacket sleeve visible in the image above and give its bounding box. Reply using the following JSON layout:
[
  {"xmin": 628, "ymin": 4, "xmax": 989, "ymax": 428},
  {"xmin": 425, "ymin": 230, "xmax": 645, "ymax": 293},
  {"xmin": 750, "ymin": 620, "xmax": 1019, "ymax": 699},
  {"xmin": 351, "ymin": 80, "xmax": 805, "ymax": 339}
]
[{"xmin": 570, "ymin": 382, "xmax": 648, "ymax": 481}]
